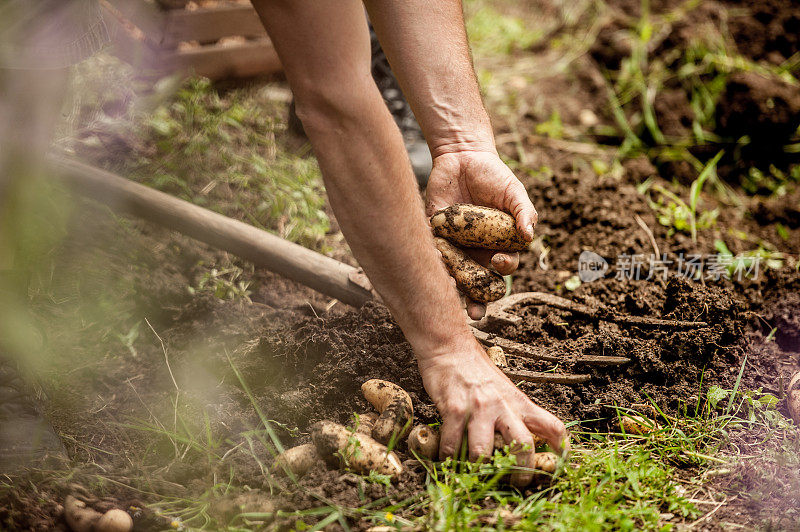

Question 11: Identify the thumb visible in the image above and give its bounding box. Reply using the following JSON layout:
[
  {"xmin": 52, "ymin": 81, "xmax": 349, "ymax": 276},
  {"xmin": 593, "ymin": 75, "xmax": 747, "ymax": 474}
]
[{"xmin": 502, "ymin": 174, "xmax": 538, "ymax": 242}]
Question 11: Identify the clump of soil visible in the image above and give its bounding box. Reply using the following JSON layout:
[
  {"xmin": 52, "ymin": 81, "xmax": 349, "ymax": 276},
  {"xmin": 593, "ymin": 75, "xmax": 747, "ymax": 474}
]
[{"xmin": 724, "ymin": 0, "xmax": 800, "ymax": 65}]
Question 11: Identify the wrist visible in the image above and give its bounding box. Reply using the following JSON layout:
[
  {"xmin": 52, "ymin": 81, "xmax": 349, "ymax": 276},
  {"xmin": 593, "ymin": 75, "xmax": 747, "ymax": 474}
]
[{"xmin": 429, "ymin": 131, "xmax": 497, "ymax": 159}]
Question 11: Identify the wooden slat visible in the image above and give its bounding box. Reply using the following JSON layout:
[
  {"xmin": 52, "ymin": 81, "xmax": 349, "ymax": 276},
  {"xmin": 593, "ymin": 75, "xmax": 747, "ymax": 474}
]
[
  {"xmin": 165, "ymin": 39, "xmax": 281, "ymax": 79},
  {"xmin": 164, "ymin": 5, "xmax": 268, "ymax": 46},
  {"xmin": 102, "ymin": 0, "xmax": 168, "ymax": 45}
]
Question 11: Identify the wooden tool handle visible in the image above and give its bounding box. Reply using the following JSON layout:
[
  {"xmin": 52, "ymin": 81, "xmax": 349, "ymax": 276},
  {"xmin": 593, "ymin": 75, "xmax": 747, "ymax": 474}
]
[{"xmin": 49, "ymin": 155, "xmax": 374, "ymax": 309}]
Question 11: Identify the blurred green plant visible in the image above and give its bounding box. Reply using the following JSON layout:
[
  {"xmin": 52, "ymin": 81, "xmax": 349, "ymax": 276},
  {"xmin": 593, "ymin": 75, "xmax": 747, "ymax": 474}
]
[{"xmin": 466, "ymin": 4, "xmax": 544, "ymax": 56}]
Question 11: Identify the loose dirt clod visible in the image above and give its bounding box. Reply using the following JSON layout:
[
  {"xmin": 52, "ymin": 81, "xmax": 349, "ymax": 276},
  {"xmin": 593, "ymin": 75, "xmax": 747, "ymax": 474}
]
[
  {"xmin": 273, "ymin": 443, "xmax": 320, "ymax": 477},
  {"xmin": 788, "ymin": 372, "xmax": 800, "ymax": 425},
  {"xmin": 430, "ymin": 204, "xmax": 530, "ymax": 251},
  {"xmin": 407, "ymin": 425, "xmax": 439, "ymax": 461},
  {"xmin": 486, "ymin": 345, "xmax": 508, "ymax": 367},
  {"xmin": 310, "ymin": 420, "xmax": 404, "ymax": 478},
  {"xmin": 361, "ymin": 379, "xmax": 414, "ymax": 444},
  {"xmin": 63, "ymin": 496, "xmax": 132, "ymax": 532},
  {"xmin": 434, "ymin": 237, "xmax": 506, "ymax": 303}
]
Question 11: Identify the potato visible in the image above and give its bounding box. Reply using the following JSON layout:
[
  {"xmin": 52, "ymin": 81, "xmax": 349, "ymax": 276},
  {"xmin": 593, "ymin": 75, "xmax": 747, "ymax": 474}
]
[
  {"xmin": 620, "ymin": 414, "xmax": 660, "ymax": 435},
  {"xmin": 486, "ymin": 346, "xmax": 507, "ymax": 367},
  {"xmin": 407, "ymin": 425, "xmax": 439, "ymax": 461},
  {"xmin": 434, "ymin": 237, "xmax": 506, "ymax": 303},
  {"xmin": 430, "ymin": 204, "xmax": 530, "ymax": 252},
  {"xmin": 95, "ymin": 509, "xmax": 133, "ymax": 532},
  {"xmin": 788, "ymin": 371, "xmax": 800, "ymax": 425},
  {"xmin": 311, "ymin": 420, "xmax": 403, "ymax": 478},
  {"xmin": 532, "ymin": 452, "xmax": 558, "ymax": 474},
  {"xmin": 272, "ymin": 443, "xmax": 319, "ymax": 477},
  {"xmin": 361, "ymin": 379, "xmax": 414, "ymax": 444},
  {"xmin": 354, "ymin": 411, "xmax": 379, "ymax": 436},
  {"xmin": 64, "ymin": 496, "xmax": 102, "ymax": 532},
  {"xmin": 64, "ymin": 497, "xmax": 133, "ymax": 532}
]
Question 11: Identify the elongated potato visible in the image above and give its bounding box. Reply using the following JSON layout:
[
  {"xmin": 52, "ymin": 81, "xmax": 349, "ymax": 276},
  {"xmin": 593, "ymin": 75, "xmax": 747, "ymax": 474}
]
[
  {"xmin": 434, "ymin": 237, "xmax": 506, "ymax": 303},
  {"xmin": 272, "ymin": 443, "xmax": 319, "ymax": 477},
  {"xmin": 407, "ymin": 425, "xmax": 439, "ymax": 461},
  {"xmin": 354, "ymin": 411, "xmax": 379, "ymax": 435},
  {"xmin": 311, "ymin": 421, "xmax": 403, "ymax": 478},
  {"xmin": 361, "ymin": 379, "xmax": 414, "ymax": 444},
  {"xmin": 788, "ymin": 371, "xmax": 800, "ymax": 425},
  {"xmin": 64, "ymin": 496, "xmax": 102, "ymax": 532},
  {"xmin": 64, "ymin": 497, "xmax": 133, "ymax": 532},
  {"xmin": 620, "ymin": 414, "xmax": 660, "ymax": 435},
  {"xmin": 430, "ymin": 204, "xmax": 530, "ymax": 252}
]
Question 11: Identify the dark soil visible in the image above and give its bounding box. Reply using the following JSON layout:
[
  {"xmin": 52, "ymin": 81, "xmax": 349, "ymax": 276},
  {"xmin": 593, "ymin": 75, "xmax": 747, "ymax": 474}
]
[{"xmin": 3, "ymin": 0, "xmax": 800, "ymax": 530}]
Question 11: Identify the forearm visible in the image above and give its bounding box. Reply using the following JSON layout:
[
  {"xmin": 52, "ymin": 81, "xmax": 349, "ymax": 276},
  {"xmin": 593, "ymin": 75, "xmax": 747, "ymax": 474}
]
[
  {"xmin": 364, "ymin": 0, "xmax": 495, "ymax": 157},
  {"xmin": 303, "ymin": 96, "xmax": 475, "ymax": 356}
]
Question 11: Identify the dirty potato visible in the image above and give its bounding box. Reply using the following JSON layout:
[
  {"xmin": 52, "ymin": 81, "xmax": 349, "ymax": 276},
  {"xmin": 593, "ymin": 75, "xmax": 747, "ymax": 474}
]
[
  {"xmin": 430, "ymin": 204, "xmax": 530, "ymax": 251},
  {"xmin": 434, "ymin": 237, "xmax": 506, "ymax": 303},
  {"xmin": 361, "ymin": 379, "xmax": 414, "ymax": 444},
  {"xmin": 311, "ymin": 420, "xmax": 404, "ymax": 478},
  {"xmin": 407, "ymin": 425, "xmax": 439, "ymax": 461},
  {"xmin": 272, "ymin": 443, "xmax": 319, "ymax": 477}
]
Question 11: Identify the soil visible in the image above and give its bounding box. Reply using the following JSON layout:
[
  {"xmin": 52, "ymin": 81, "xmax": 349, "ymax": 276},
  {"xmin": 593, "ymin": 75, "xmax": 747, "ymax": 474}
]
[{"xmin": 2, "ymin": 0, "xmax": 800, "ymax": 530}]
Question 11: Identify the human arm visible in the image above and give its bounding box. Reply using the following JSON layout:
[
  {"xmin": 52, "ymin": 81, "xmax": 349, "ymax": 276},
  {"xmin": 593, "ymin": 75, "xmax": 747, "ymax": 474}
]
[{"xmin": 251, "ymin": 0, "xmax": 567, "ymax": 482}]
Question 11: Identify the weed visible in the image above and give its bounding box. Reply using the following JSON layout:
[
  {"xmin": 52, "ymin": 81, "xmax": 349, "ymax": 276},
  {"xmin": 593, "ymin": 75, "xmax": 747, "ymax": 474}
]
[{"xmin": 465, "ymin": 3, "xmax": 543, "ymax": 56}]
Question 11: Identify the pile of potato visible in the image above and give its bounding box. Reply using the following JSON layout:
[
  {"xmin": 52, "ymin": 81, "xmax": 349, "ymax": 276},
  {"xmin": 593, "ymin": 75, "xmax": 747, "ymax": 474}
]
[
  {"xmin": 430, "ymin": 204, "xmax": 530, "ymax": 304},
  {"xmin": 273, "ymin": 378, "xmax": 558, "ymax": 484}
]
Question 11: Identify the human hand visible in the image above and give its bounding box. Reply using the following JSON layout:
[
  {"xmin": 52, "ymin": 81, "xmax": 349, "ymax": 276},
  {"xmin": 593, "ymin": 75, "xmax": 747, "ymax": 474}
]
[
  {"xmin": 418, "ymin": 338, "xmax": 569, "ymax": 487},
  {"xmin": 425, "ymin": 150, "xmax": 538, "ymax": 320}
]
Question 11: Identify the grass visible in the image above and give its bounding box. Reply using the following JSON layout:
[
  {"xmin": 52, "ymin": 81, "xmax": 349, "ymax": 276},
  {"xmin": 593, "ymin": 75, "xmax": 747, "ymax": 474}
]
[
  {"xmin": 148, "ymin": 378, "xmax": 792, "ymax": 530},
  {"xmin": 65, "ymin": 55, "xmax": 330, "ymax": 250}
]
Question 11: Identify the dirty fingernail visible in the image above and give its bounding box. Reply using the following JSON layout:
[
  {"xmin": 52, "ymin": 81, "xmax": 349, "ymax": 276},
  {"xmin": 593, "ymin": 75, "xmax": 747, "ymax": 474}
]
[{"xmin": 526, "ymin": 223, "xmax": 534, "ymax": 240}]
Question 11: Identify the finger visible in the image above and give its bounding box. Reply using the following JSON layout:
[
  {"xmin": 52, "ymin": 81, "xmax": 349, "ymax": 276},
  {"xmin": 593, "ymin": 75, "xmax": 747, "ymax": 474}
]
[
  {"xmin": 501, "ymin": 173, "xmax": 538, "ymax": 242},
  {"xmin": 522, "ymin": 407, "xmax": 570, "ymax": 457},
  {"xmin": 438, "ymin": 406, "xmax": 468, "ymax": 460},
  {"xmin": 465, "ymin": 299, "xmax": 486, "ymax": 320},
  {"xmin": 466, "ymin": 413, "xmax": 496, "ymax": 463},
  {"xmin": 464, "ymin": 248, "xmax": 520, "ymax": 275},
  {"xmin": 491, "ymin": 252, "xmax": 519, "ymax": 276},
  {"xmin": 496, "ymin": 416, "xmax": 536, "ymax": 488}
]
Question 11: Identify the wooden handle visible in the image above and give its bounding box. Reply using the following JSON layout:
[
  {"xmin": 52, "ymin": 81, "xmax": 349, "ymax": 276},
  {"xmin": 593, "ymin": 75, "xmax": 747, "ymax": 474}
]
[{"xmin": 49, "ymin": 155, "xmax": 374, "ymax": 309}]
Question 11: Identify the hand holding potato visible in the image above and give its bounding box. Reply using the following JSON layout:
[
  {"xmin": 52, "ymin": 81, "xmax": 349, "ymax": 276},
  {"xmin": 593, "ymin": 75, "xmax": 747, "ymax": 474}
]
[{"xmin": 425, "ymin": 150, "xmax": 537, "ymax": 319}]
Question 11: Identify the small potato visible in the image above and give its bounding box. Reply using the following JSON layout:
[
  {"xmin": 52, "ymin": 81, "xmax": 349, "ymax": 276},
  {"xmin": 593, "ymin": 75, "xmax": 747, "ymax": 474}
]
[
  {"xmin": 434, "ymin": 238, "xmax": 506, "ymax": 304},
  {"xmin": 486, "ymin": 346, "xmax": 507, "ymax": 367},
  {"xmin": 430, "ymin": 204, "xmax": 530, "ymax": 252},
  {"xmin": 311, "ymin": 421, "xmax": 403, "ymax": 478},
  {"xmin": 272, "ymin": 443, "xmax": 319, "ymax": 477},
  {"xmin": 620, "ymin": 415, "xmax": 660, "ymax": 435},
  {"xmin": 407, "ymin": 425, "xmax": 439, "ymax": 461},
  {"xmin": 95, "ymin": 509, "xmax": 133, "ymax": 532},
  {"xmin": 361, "ymin": 380, "xmax": 414, "ymax": 444},
  {"xmin": 788, "ymin": 371, "xmax": 800, "ymax": 425},
  {"xmin": 532, "ymin": 452, "xmax": 558, "ymax": 474},
  {"xmin": 354, "ymin": 411, "xmax": 379, "ymax": 435}
]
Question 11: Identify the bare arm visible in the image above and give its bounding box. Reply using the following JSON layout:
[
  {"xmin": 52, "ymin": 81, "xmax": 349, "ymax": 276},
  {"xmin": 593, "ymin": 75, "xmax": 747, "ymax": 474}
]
[
  {"xmin": 364, "ymin": 1, "xmax": 539, "ymax": 319},
  {"xmin": 252, "ymin": 0, "xmax": 567, "ymax": 483}
]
